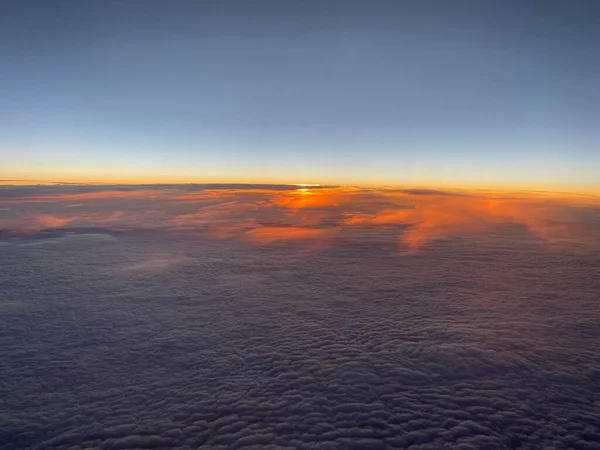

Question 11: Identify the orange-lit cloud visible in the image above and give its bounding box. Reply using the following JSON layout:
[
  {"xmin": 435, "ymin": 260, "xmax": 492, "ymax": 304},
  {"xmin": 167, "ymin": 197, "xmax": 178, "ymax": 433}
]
[
  {"xmin": 1, "ymin": 186, "xmax": 598, "ymax": 252},
  {"xmin": 36, "ymin": 215, "xmax": 76, "ymax": 228},
  {"xmin": 35, "ymin": 211, "xmax": 127, "ymax": 228},
  {"xmin": 340, "ymin": 193, "xmax": 598, "ymax": 250},
  {"xmin": 270, "ymin": 189, "xmax": 345, "ymax": 209}
]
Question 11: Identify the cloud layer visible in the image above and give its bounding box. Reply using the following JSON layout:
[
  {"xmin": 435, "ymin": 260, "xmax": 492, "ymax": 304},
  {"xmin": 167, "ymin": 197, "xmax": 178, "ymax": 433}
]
[
  {"xmin": 1, "ymin": 185, "xmax": 600, "ymax": 449},
  {"xmin": 1, "ymin": 185, "xmax": 599, "ymax": 252}
]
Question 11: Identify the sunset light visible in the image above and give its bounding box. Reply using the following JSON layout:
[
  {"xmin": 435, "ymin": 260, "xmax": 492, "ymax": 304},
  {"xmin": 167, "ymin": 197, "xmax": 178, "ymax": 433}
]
[{"xmin": 2, "ymin": 1, "xmax": 599, "ymax": 449}]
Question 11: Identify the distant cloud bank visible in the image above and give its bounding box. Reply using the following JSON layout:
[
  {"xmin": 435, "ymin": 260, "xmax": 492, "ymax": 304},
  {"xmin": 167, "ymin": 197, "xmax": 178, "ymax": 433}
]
[{"xmin": 1, "ymin": 184, "xmax": 598, "ymax": 252}]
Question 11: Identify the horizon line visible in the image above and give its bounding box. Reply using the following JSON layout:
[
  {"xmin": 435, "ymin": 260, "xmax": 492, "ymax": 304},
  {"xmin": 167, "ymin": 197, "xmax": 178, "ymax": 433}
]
[{"xmin": 1, "ymin": 180, "xmax": 599, "ymax": 198}]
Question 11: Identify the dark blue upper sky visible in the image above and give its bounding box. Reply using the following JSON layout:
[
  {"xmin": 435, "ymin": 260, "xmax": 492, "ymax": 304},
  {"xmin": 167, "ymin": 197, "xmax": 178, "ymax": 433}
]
[{"xmin": 1, "ymin": 0, "xmax": 599, "ymax": 190}]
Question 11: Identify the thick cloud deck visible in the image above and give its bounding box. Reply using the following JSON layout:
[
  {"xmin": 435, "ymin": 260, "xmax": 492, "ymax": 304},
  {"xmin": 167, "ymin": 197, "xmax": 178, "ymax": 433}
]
[{"xmin": 1, "ymin": 185, "xmax": 599, "ymax": 449}]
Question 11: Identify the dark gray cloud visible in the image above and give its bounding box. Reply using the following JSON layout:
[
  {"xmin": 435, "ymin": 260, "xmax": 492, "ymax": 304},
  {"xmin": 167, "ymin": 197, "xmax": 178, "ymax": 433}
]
[{"xmin": 1, "ymin": 186, "xmax": 600, "ymax": 449}]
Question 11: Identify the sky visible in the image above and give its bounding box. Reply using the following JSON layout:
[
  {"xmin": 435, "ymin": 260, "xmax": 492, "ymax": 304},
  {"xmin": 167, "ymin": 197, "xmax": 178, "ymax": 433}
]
[{"xmin": 1, "ymin": 0, "xmax": 599, "ymax": 192}]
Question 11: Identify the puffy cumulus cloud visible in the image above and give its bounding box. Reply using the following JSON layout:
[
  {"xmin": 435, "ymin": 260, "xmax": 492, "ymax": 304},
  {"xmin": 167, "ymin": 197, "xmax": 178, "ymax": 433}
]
[{"xmin": 1, "ymin": 229, "xmax": 599, "ymax": 449}]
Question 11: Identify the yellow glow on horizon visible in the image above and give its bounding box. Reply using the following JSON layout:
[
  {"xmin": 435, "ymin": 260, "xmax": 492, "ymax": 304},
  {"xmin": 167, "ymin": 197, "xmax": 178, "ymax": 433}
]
[{"xmin": 1, "ymin": 170, "xmax": 599, "ymax": 197}]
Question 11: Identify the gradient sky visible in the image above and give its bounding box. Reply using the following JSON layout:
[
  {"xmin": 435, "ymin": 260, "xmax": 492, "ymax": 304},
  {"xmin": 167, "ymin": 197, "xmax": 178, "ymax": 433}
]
[{"xmin": 1, "ymin": 0, "xmax": 599, "ymax": 191}]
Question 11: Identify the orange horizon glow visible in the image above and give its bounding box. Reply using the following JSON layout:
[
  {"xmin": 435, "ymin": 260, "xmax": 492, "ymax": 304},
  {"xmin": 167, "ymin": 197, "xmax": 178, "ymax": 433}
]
[
  {"xmin": 1, "ymin": 171, "xmax": 600, "ymax": 197},
  {"xmin": 1, "ymin": 185, "xmax": 599, "ymax": 253}
]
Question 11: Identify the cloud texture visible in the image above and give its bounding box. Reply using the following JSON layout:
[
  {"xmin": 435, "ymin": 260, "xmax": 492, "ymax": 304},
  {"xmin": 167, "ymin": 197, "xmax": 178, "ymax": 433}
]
[
  {"xmin": 1, "ymin": 185, "xmax": 600, "ymax": 449},
  {"xmin": 1, "ymin": 185, "xmax": 598, "ymax": 251}
]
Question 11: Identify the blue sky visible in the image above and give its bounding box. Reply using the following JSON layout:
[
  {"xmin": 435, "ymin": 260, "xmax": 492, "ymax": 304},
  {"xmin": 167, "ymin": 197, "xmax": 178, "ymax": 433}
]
[{"xmin": 1, "ymin": 0, "xmax": 599, "ymax": 191}]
